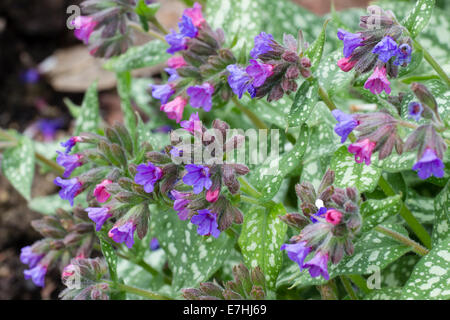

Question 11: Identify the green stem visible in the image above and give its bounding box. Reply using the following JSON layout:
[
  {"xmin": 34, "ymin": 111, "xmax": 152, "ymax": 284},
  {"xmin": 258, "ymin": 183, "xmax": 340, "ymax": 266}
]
[
  {"xmin": 238, "ymin": 176, "xmax": 263, "ymax": 199},
  {"xmin": 347, "ymin": 275, "xmax": 370, "ymax": 294},
  {"xmin": 413, "ymin": 39, "xmax": 450, "ymax": 88},
  {"xmin": 128, "ymin": 22, "xmax": 166, "ymax": 42},
  {"xmin": 397, "ymin": 120, "xmax": 418, "ymax": 130},
  {"xmin": 340, "ymin": 276, "xmax": 359, "ymax": 300},
  {"xmin": 149, "ymin": 16, "xmax": 168, "ymax": 34},
  {"xmin": 317, "ymin": 84, "xmax": 337, "ymax": 111},
  {"xmin": 232, "ymin": 96, "xmax": 269, "ymax": 130},
  {"xmin": 377, "ymin": 176, "xmax": 432, "ymax": 249},
  {"xmin": 375, "ymin": 225, "xmax": 429, "ymax": 256},
  {"xmin": 112, "ymin": 282, "xmax": 173, "ymax": 300}
]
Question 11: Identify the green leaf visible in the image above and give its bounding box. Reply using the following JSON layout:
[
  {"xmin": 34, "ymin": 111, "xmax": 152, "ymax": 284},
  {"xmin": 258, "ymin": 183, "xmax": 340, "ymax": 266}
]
[
  {"xmin": 1, "ymin": 136, "xmax": 35, "ymax": 200},
  {"xmin": 116, "ymin": 72, "xmax": 137, "ymax": 141},
  {"xmin": 135, "ymin": 0, "xmax": 160, "ymax": 31},
  {"xmin": 151, "ymin": 205, "xmax": 234, "ymax": 293},
  {"xmin": 28, "ymin": 194, "xmax": 72, "ymax": 215},
  {"xmin": 316, "ymin": 50, "xmax": 354, "ymax": 96},
  {"xmin": 401, "ymin": 0, "xmax": 435, "ymax": 38},
  {"xmin": 401, "ymin": 235, "xmax": 450, "ymax": 300},
  {"xmin": 248, "ymin": 125, "xmax": 309, "ymax": 201},
  {"xmin": 305, "ymin": 20, "xmax": 329, "ymax": 72},
  {"xmin": 432, "ymin": 180, "xmax": 450, "ymax": 247},
  {"xmin": 97, "ymin": 232, "xmax": 118, "ymax": 282},
  {"xmin": 74, "ymin": 82, "xmax": 100, "ymax": 137},
  {"xmin": 360, "ymin": 195, "xmax": 402, "ymax": 234},
  {"xmin": 330, "ymin": 146, "xmax": 382, "ymax": 193},
  {"xmin": 287, "ymin": 79, "xmax": 319, "ymax": 127},
  {"xmin": 363, "ymin": 287, "xmax": 402, "ymax": 300},
  {"xmin": 372, "ymin": 152, "xmax": 416, "ymax": 173},
  {"xmin": 103, "ymin": 41, "xmax": 170, "ymax": 72},
  {"xmin": 381, "ymin": 254, "xmax": 420, "ymax": 288},
  {"xmin": 238, "ymin": 203, "xmax": 288, "ymax": 288}
]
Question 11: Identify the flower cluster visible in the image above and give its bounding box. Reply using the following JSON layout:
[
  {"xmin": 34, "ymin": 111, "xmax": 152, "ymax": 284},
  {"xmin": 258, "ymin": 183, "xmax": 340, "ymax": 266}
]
[
  {"xmin": 182, "ymin": 263, "xmax": 267, "ymax": 300},
  {"xmin": 336, "ymin": 5, "xmax": 413, "ymax": 95},
  {"xmin": 279, "ymin": 170, "xmax": 362, "ymax": 279},
  {"xmin": 227, "ymin": 31, "xmax": 311, "ymax": 102},
  {"xmin": 153, "ymin": 2, "xmax": 236, "ymax": 123}
]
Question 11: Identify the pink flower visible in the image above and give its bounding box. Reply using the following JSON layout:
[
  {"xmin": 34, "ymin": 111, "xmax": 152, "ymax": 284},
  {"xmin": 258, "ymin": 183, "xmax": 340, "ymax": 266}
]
[
  {"xmin": 348, "ymin": 138, "xmax": 376, "ymax": 165},
  {"xmin": 93, "ymin": 179, "xmax": 112, "ymax": 203},
  {"xmin": 167, "ymin": 56, "xmax": 187, "ymax": 69},
  {"xmin": 337, "ymin": 57, "xmax": 357, "ymax": 72},
  {"xmin": 205, "ymin": 189, "xmax": 220, "ymax": 203},
  {"xmin": 364, "ymin": 66, "xmax": 391, "ymax": 95},
  {"xmin": 325, "ymin": 209, "xmax": 343, "ymax": 225},
  {"xmin": 71, "ymin": 16, "xmax": 98, "ymax": 45},
  {"xmin": 183, "ymin": 2, "xmax": 205, "ymax": 28},
  {"xmin": 160, "ymin": 96, "xmax": 187, "ymax": 123}
]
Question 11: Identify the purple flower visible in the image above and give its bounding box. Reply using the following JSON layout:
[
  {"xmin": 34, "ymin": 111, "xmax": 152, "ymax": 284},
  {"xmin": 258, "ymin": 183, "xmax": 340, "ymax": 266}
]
[
  {"xmin": 152, "ymin": 125, "xmax": 173, "ymax": 133},
  {"xmin": 171, "ymin": 190, "xmax": 191, "ymax": 220},
  {"xmin": 54, "ymin": 177, "xmax": 82, "ymax": 206},
  {"xmin": 412, "ymin": 148, "xmax": 445, "ymax": 180},
  {"xmin": 183, "ymin": 2, "xmax": 205, "ymax": 28},
  {"xmin": 331, "ymin": 110, "xmax": 359, "ymax": 143},
  {"xmin": 20, "ymin": 246, "xmax": 44, "ymax": 269},
  {"xmin": 37, "ymin": 118, "xmax": 64, "ymax": 141},
  {"xmin": 151, "ymin": 83, "xmax": 175, "ymax": 104},
  {"xmin": 24, "ymin": 264, "xmax": 47, "ymax": 287},
  {"xmin": 304, "ymin": 251, "xmax": 330, "ymax": 280},
  {"xmin": 165, "ymin": 30, "xmax": 188, "ymax": 54},
  {"xmin": 394, "ymin": 43, "xmax": 412, "ymax": 66},
  {"xmin": 135, "ymin": 162, "xmax": 163, "ymax": 193},
  {"xmin": 71, "ymin": 16, "xmax": 98, "ymax": 45},
  {"xmin": 180, "ymin": 112, "xmax": 202, "ymax": 133},
  {"xmin": 179, "ymin": 15, "xmax": 198, "ymax": 38},
  {"xmin": 337, "ymin": 29, "xmax": 363, "ymax": 58},
  {"xmin": 60, "ymin": 136, "xmax": 82, "ymax": 154},
  {"xmin": 372, "ymin": 36, "xmax": 398, "ymax": 63},
  {"xmin": 191, "ymin": 209, "xmax": 220, "ymax": 238},
  {"xmin": 250, "ymin": 32, "xmax": 274, "ymax": 58},
  {"xmin": 108, "ymin": 221, "xmax": 137, "ymax": 249},
  {"xmin": 21, "ymin": 69, "xmax": 40, "ymax": 84},
  {"xmin": 310, "ymin": 207, "xmax": 327, "ymax": 223},
  {"xmin": 170, "ymin": 147, "xmax": 183, "ymax": 158},
  {"xmin": 85, "ymin": 207, "xmax": 112, "ymax": 231},
  {"xmin": 364, "ymin": 66, "xmax": 391, "ymax": 95},
  {"xmin": 408, "ymin": 102, "xmax": 423, "ymax": 121},
  {"xmin": 226, "ymin": 64, "xmax": 255, "ymax": 99},
  {"xmin": 280, "ymin": 241, "xmax": 311, "ymax": 271},
  {"xmin": 187, "ymin": 83, "xmax": 214, "ymax": 111},
  {"xmin": 56, "ymin": 151, "xmax": 83, "ymax": 178},
  {"xmin": 182, "ymin": 164, "xmax": 212, "ymax": 194},
  {"xmin": 165, "ymin": 68, "xmax": 180, "ymax": 82},
  {"xmin": 245, "ymin": 59, "xmax": 273, "ymax": 88},
  {"xmin": 150, "ymin": 237, "xmax": 160, "ymax": 251},
  {"xmin": 348, "ymin": 138, "xmax": 376, "ymax": 165}
]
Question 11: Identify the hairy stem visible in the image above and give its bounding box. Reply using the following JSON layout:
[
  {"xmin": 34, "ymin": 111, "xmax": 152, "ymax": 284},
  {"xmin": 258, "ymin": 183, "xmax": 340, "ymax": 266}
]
[
  {"xmin": 413, "ymin": 39, "xmax": 450, "ymax": 88},
  {"xmin": 375, "ymin": 225, "xmax": 429, "ymax": 256},
  {"xmin": 112, "ymin": 282, "xmax": 173, "ymax": 300},
  {"xmin": 317, "ymin": 84, "xmax": 337, "ymax": 111},
  {"xmin": 128, "ymin": 22, "xmax": 166, "ymax": 42}
]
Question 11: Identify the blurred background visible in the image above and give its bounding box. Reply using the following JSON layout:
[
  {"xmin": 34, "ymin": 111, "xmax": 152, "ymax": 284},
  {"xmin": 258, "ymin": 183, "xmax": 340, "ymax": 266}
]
[{"xmin": 0, "ymin": 0, "xmax": 445, "ymax": 299}]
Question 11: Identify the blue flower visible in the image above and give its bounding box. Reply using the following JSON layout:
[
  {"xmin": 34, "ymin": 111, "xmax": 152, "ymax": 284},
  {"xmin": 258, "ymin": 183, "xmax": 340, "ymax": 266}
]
[
  {"xmin": 178, "ymin": 15, "xmax": 198, "ymax": 38},
  {"xmin": 412, "ymin": 148, "xmax": 445, "ymax": 180},
  {"xmin": 280, "ymin": 241, "xmax": 311, "ymax": 271},
  {"xmin": 54, "ymin": 177, "xmax": 82, "ymax": 206},
  {"xmin": 85, "ymin": 207, "xmax": 112, "ymax": 231},
  {"xmin": 310, "ymin": 207, "xmax": 327, "ymax": 223},
  {"xmin": 56, "ymin": 151, "xmax": 83, "ymax": 178},
  {"xmin": 191, "ymin": 209, "xmax": 220, "ymax": 238},
  {"xmin": 20, "ymin": 246, "xmax": 44, "ymax": 269},
  {"xmin": 394, "ymin": 43, "xmax": 412, "ymax": 66},
  {"xmin": 226, "ymin": 64, "xmax": 255, "ymax": 99},
  {"xmin": 151, "ymin": 83, "xmax": 175, "ymax": 104},
  {"xmin": 182, "ymin": 164, "xmax": 212, "ymax": 194},
  {"xmin": 372, "ymin": 36, "xmax": 398, "ymax": 63},
  {"xmin": 24, "ymin": 264, "xmax": 47, "ymax": 287},
  {"xmin": 304, "ymin": 251, "xmax": 330, "ymax": 280},
  {"xmin": 331, "ymin": 110, "xmax": 359, "ymax": 143},
  {"xmin": 134, "ymin": 162, "xmax": 163, "ymax": 193},
  {"xmin": 108, "ymin": 221, "xmax": 137, "ymax": 249},
  {"xmin": 250, "ymin": 32, "xmax": 274, "ymax": 58},
  {"xmin": 337, "ymin": 29, "xmax": 363, "ymax": 58},
  {"xmin": 165, "ymin": 30, "xmax": 188, "ymax": 54},
  {"xmin": 407, "ymin": 102, "xmax": 423, "ymax": 122}
]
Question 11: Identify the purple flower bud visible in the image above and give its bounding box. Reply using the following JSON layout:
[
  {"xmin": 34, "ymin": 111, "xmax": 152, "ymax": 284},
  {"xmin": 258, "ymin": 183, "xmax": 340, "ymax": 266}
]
[
  {"xmin": 348, "ymin": 138, "xmax": 376, "ymax": 165},
  {"xmin": 182, "ymin": 164, "xmax": 212, "ymax": 194},
  {"xmin": 150, "ymin": 237, "xmax": 160, "ymax": 251},
  {"xmin": 180, "ymin": 112, "xmax": 202, "ymax": 134},
  {"xmin": 60, "ymin": 136, "xmax": 82, "ymax": 154},
  {"xmin": 245, "ymin": 59, "xmax": 273, "ymax": 88},
  {"xmin": 187, "ymin": 83, "xmax": 215, "ymax": 111},
  {"xmin": 179, "ymin": 15, "xmax": 198, "ymax": 38},
  {"xmin": 71, "ymin": 16, "xmax": 98, "ymax": 45},
  {"xmin": 85, "ymin": 207, "xmax": 112, "ymax": 231},
  {"xmin": 134, "ymin": 162, "xmax": 163, "ymax": 193},
  {"xmin": 151, "ymin": 83, "xmax": 175, "ymax": 104},
  {"xmin": 337, "ymin": 29, "xmax": 363, "ymax": 58},
  {"xmin": 165, "ymin": 30, "xmax": 188, "ymax": 54},
  {"xmin": 93, "ymin": 179, "xmax": 112, "ymax": 203},
  {"xmin": 165, "ymin": 68, "xmax": 180, "ymax": 82},
  {"xmin": 372, "ymin": 36, "xmax": 398, "ymax": 63},
  {"xmin": 280, "ymin": 241, "xmax": 311, "ymax": 271},
  {"xmin": 108, "ymin": 221, "xmax": 137, "ymax": 249},
  {"xmin": 54, "ymin": 177, "xmax": 83, "ymax": 206},
  {"xmin": 412, "ymin": 148, "xmax": 445, "ymax": 180},
  {"xmin": 311, "ymin": 207, "xmax": 327, "ymax": 223},
  {"xmin": 250, "ymin": 32, "xmax": 275, "ymax": 58},
  {"xmin": 303, "ymin": 251, "xmax": 330, "ymax": 280},
  {"xmin": 191, "ymin": 209, "xmax": 220, "ymax": 238},
  {"xmin": 364, "ymin": 66, "xmax": 391, "ymax": 95},
  {"xmin": 408, "ymin": 102, "xmax": 423, "ymax": 122},
  {"xmin": 394, "ymin": 43, "xmax": 412, "ymax": 66},
  {"xmin": 226, "ymin": 64, "xmax": 255, "ymax": 99},
  {"xmin": 171, "ymin": 190, "xmax": 191, "ymax": 220},
  {"xmin": 56, "ymin": 151, "xmax": 83, "ymax": 178},
  {"xmin": 24, "ymin": 264, "xmax": 47, "ymax": 287},
  {"xmin": 20, "ymin": 246, "xmax": 44, "ymax": 269},
  {"xmin": 331, "ymin": 110, "xmax": 359, "ymax": 143}
]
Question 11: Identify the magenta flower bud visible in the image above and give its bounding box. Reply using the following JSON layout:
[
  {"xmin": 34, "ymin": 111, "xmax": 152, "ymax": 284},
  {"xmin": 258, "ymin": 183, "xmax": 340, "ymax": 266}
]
[
  {"xmin": 93, "ymin": 179, "xmax": 112, "ymax": 203},
  {"xmin": 348, "ymin": 138, "xmax": 376, "ymax": 165},
  {"xmin": 206, "ymin": 188, "xmax": 220, "ymax": 203},
  {"xmin": 183, "ymin": 2, "xmax": 206, "ymax": 28},
  {"xmin": 85, "ymin": 207, "xmax": 112, "ymax": 231},
  {"xmin": 160, "ymin": 96, "xmax": 187, "ymax": 123},
  {"xmin": 337, "ymin": 57, "xmax": 357, "ymax": 72},
  {"xmin": 412, "ymin": 148, "xmax": 445, "ymax": 180},
  {"xmin": 245, "ymin": 59, "xmax": 273, "ymax": 88},
  {"xmin": 191, "ymin": 209, "xmax": 221, "ymax": 238},
  {"xmin": 325, "ymin": 209, "xmax": 343, "ymax": 225},
  {"xmin": 134, "ymin": 162, "xmax": 163, "ymax": 193},
  {"xmin": 280, "ymin": 241, "xmax": 311, "ymax": 271},
  {"xmin": 71, "ymin": 16, "xmax": 98, "ymax": 45},
  {"xmin": 108, "ymin": 221, "xmax": 137, "ymax": 249},
  {"xmin": 187, "ymin": 83, "xmax": 215, "ymax": 111},
  {"xmin": 364, "ymin": 66, "xmax": 391, "ymax": 95},
  {"xmin": 304, "ymin": 251, "xmax": 330, "ymax": 280},
  {"xmin": 167, "ymin": 56, "xmax": 187, "ymax": 69}
]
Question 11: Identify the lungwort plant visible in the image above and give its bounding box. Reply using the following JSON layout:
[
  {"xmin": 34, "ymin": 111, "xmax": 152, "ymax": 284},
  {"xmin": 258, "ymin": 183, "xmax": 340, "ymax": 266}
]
[{"xmin": 1, "ymin": 0, "xmax": 449, "ymax": 300}]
